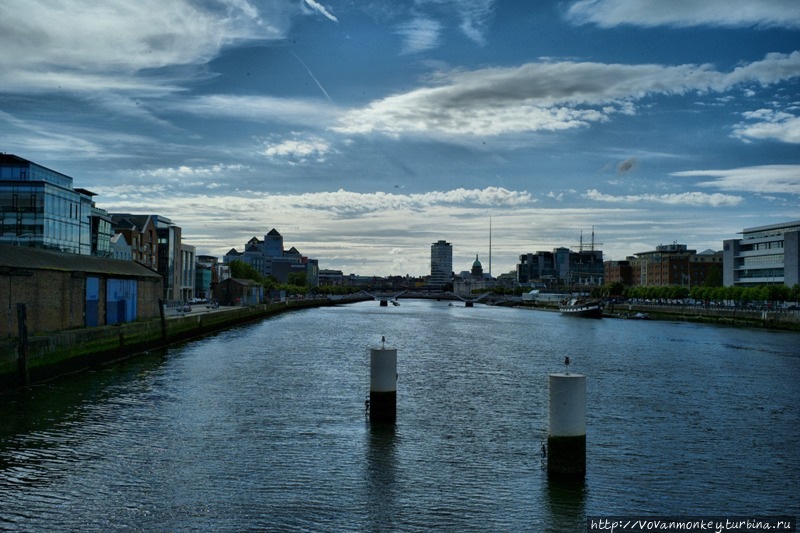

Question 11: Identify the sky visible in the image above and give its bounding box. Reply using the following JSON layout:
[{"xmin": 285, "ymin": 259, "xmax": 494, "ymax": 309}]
[{"xmin": 1, "ymin": 0, "xmax": 799, "ymax": 277}]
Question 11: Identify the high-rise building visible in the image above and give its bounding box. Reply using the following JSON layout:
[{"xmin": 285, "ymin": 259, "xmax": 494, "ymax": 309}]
[
  {"xmin": 430, "ymin": 240, "xmax": 453, "ymax": 288},
  {"xmin": 724, "ymin": 220, "xmax": 800, "ymax": 287}
]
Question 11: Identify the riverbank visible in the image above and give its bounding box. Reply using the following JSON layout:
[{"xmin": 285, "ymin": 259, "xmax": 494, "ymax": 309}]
[
  {"xmin": 0, "ymin": 296, "xmax": 370, "ymax": 392},
  {"xmin": 510, "ymin": 300, "xmax": 800, "ymax": 331}
]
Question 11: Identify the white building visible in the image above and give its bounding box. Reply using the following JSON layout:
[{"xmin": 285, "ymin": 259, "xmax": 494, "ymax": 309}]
[{"xmin": 723, "ymin": 220, "xmax": 800, "ymax": 287}]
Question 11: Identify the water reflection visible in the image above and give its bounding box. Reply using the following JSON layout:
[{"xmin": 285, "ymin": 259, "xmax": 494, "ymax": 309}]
[
  {"xmin": 1, "ymin": 301, "xmax": 798, "ymax": 530},
  {"xmin": 545, "ymin": 477, "xmax": 587, "ymax": 533},
  {"xmin": 366, "ymin": 422, "xmax": 398, "ymax": 531}
]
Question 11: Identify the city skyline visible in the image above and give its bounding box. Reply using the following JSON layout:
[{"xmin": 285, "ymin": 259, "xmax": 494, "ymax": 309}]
[{"xmin": 1, "ymin": 1, "xmax": 799, "ymax": 276}]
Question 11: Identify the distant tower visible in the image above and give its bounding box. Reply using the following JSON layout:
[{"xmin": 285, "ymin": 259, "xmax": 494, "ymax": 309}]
[
  {"xmin": 430, "ymin": 240, "xmax": 453, "ymax": 288},
  {"xmin": 489, "ymin": 217, "xmax": 492, "ymax": 277}
]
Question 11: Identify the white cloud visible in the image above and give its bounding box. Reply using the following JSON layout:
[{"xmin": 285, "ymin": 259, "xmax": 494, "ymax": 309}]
[
  {"xmin": 286, "ymin": 187, "xmax": 535, "ymax": 215},
  {"xmin": 334, "ymin": 53, "xmax": 800, "ymax": 137},
  {"xmin": 0, "ymin": 1, "xmax": 264, "ymax": 74},
  {"xmin": 263, "ymin": 136, "xmax": 332, "ymax": 163},
  {"xmin": 410, "ymin": 0, "xmax": 495, "ymax": 46},
  {"xmin": 95, "ymin": 183, "xmax": 744, "ymax": 274},
  {"xmin": 733, "ymin": 109, "xmax": 800, "ymax": 144},
  {"xmin": 303, "ymin": 0, "xmax": 338, "ymax": 23},
  {"xmin": 672, "ymin": 165, "xmax": 800, "ymax": 195},
  {"xmin": 0, "ymin": 0, "xmax": 321, "ymax": 94},
  {"xmin": 142, "ymin": 163, "xmax": 248, "ymax": 179},
  {"xmin": 583, "ymin": 189, "xmax": 743, "ymax": 206},
  {"xmin": 395, "ymin": 18, "xmax": 442, "ymax": 55},
  {"xmin": 567, "ymin": 0, "xmax": 800, "ymax": 29},
  {"xmin": 170, "ymin": 95, "xmax": 340, "ymax": 125},
  {"xmin": 452, "ymin": 0, "xmax": 496, "ymax": 45},
  {"xmin": 0, "ymin": 109, "xmax": 162, "ymax": 158}
]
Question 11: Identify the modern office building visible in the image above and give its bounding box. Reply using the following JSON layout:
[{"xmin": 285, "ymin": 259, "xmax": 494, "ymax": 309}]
[
  {"xmin": 723, "ymin": 220, "xmax": 800, "ymax": 287},
  {"xmin": 195, "ymin": 255, "xmax": 219, "ymax": 300},
  {"xmin": 224, "ymin": 229, "xmax": 319, "ymax": 286},
  {"xmin": 517, "ymin": 247, "xmax": 604, "ymax": 287},
  {"xmin": 430, "ymin": 240, "xmax": 453, "ymax": 288},
  {"xmin": 0, "ymin": 154, "xmax": 112, "ymax": 256}
]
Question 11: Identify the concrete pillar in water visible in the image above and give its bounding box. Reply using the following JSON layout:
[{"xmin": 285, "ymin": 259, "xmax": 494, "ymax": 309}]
[
  {"xmin": 370, "ymin": 343, "xmax": 397, "ymax": 424},
  {"xmin": 547, "ymin": 373, "xmax": 586, "ymax": 480}
]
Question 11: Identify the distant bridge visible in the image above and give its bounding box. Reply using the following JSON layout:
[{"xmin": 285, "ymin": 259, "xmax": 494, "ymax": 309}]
[{"xmin": 359, "ymin": 290, "xmax": 497, "ymax": 307}]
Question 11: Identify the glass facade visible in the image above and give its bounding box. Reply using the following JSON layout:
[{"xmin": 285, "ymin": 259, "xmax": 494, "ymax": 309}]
[{"xmin": 1, "ymin": 156, "xmax": 107, "ymax": 255}]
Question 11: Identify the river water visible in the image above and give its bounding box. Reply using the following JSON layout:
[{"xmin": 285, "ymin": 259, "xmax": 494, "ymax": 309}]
[{"xmin": 1, "ymin": 300, "xmax": 798, "ymax": 531}]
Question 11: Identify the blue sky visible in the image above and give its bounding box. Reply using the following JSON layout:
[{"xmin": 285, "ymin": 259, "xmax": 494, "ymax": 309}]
[{"xmin": 1, "ymin": 0, "xmax": 799, "ymax": 277}]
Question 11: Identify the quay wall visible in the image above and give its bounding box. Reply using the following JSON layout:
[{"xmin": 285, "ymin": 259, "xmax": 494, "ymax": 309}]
[
  {"xmin": 0, "ymin": 297, "xmax": 367, "ymax": 392},
  {"xmin": 514, "ymin": 300, "xmax": 800, "ymax": 331},
  {"xmin": 610, "ymin": 303, "xmax": 800, "ymax": 330}
]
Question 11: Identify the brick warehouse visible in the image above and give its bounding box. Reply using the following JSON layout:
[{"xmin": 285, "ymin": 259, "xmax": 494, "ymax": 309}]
[{"xmin": 1, "ymin": 244, "xmax": 162, "ymax": 338}]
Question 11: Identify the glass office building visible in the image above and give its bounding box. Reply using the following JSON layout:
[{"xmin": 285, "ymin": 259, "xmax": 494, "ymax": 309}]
[{"xmin": 0, "ymin": 154, "xmax": 112, "ymax": 255}]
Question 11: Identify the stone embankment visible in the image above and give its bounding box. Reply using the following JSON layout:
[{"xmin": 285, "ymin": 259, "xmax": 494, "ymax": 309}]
[
  {"xmin": 1, "ymin": 296, "xmax": 369, "ymax": 392},
  {"xmin": 513, "ymin": 300, "xmax": 800, "ymax": 331},
  {"xmin": 606, "ymin": 302, "xmax": 800, "ymax": 331}
]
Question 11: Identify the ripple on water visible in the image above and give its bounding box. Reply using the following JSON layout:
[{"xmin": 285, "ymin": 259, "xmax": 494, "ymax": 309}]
[{"xmin": 1, "ymin": 300, "xmax": 799, "ymax": 529}]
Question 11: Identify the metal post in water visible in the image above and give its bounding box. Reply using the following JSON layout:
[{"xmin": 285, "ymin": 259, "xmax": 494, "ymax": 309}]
[
  {"xmin": 158, "ymin": 298, "xmax": 167, "ymax": 341},
  {"xmin": 547, "ymin": 363, "xmax": 586, "ymax": 481},
  {"xmin": 369, "ymin": 337, "xmax": 397, "ymax": 424},
  {"xmin": 16, "ymin": 303, "xmax": 30, "ymax": 387}
]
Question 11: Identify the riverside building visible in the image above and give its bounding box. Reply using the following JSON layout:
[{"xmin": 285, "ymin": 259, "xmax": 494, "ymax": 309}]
[
  {"xmin": 517, "ymin": 247, "xmax": 604, "ymax": 288},
  {"xmin": 627, "ymin": 243, "xmax": 722, "ymax": 288},
  {"xmin": 430, "ymin": 240, "xmax": 453, "ymax": 288},
  {"xmin": 0, "ymin": 154, "xmax": 112, "ymax": 256},
  {"xmin": 723, "ymin": 220, "xmax": 800, "ymax": 287},
  {"xmin": 110, "ymin": 214, "xmax": 188, "ymax": 302},
  {"xmin": 224, "ymin": 228, "xmax": 319, "ymax": 286}
]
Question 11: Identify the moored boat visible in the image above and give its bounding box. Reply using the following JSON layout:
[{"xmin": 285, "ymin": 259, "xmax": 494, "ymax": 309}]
[{"xmin": 559, "ymin": 298, "xmax": 603, "ymax": 318}]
